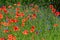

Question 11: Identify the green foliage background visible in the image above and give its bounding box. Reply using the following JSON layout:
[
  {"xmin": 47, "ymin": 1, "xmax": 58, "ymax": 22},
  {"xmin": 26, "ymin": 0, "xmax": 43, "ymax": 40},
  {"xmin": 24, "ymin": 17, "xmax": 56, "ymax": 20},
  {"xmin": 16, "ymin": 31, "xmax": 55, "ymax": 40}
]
[
  {"xmin": 0, "ymin": 0, "xmax": 50, "ymax": 6},
  {"xmin": 0, "ymin": 0, "xmax": 60, "ymax": 10}
]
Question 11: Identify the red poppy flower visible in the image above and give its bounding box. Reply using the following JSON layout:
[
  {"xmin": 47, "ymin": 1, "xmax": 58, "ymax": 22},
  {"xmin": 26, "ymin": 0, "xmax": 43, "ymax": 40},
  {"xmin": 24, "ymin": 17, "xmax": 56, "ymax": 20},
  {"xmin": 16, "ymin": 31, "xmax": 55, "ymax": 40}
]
[
  {"xmin": 0, "ymin": 13, "xmax": 3, "ymax": 19},
  {"xmin": 22, "ymin": 30, "xmax": 28, "ymax": 35},
  {"xmin": 52, "ymin": 8, "xmax": 56, "ymax": 13},
  {"xmin": 9, "ymin": 19, "xmax": 18, "ymax": 23},
  {"xmin": 16, "ymin": 12, "xmax": 24, "ymax": 17},
  {"xmin": 32, "ymin": 14, "xmax": 37, "ymax": 19},
  {"xmin": 59, "ymin": 12, "xmax": 60, "ymax": 14},
  {"xmin": 0, "ymin": 38, "xmax": 5, "ymax": 40},
  {"xmin": 3, "ymin": 29, "xmax": 9, "ymax": 33},
  {"xmin": 8, "ymin": 34, "xmax": 13, "ymax": 38},
  {"xmin": 30, "ymin": 26, "xmax": 35, "ymax": 33},
  {"xmin": 8, "ymin": 35, "xmax": 16, "ymax": 40},
  {"xmin": 31, "ymin": 26, "xmax": 35, "ymax": 29},
  {"xmin": 53, "ymin": 24, "xmax": 58, "ymax": 27},
  {"xmin": 16, "ymin": 11, "xmax": 19, "ymax": 15},
  {"xmin": 16, "ymin": 12, "xmax": 20, "ymax": 16},
  {"xmin": 13, "ymin": 19, "xmax": 18, "ymax": 23},
  {"xmin": 30, "ymin": 29, "xmax": 35, "ymax": 33},
  {"xmin": 55, "ymin": 11, "xmax": 60, "ymax": 16},
  {"xmin": 16, "ymin": 13, "xmax": 20, "ymax": 17},
  {"xmin": 2, "ymin": 7, "xmax": 8, "ymax": 14},
  {"xmin": 2, "ymin": 6, "xmax": 6, "ymax": 10},
  {"xmin": 17, "ymin": 2, "xmax": 20, "ymax": 6},
  {"xmin": 49, "ymin": 4, "xmax": 53, "ymax": 9},
  {"xmin": 8, "ymin": 34, "xmax": 16, "ymax": 40},
  {"xmin": 9, "ymin": 19, "xmax": 13, "ymax": 23},
  {"xmin": 1, "ymin": 22, "xmax": 10, "ymax": 26},
  {"xmin": 13, "ymin": 26, "xmax": 19, "ymax": 31},
  {"xmin": 2, "ymin": 6, "xmax": 8, "ymax": 14},
  {"xmin": 4, "ymin": 9, "xmax": 8, "ymax": 14}
]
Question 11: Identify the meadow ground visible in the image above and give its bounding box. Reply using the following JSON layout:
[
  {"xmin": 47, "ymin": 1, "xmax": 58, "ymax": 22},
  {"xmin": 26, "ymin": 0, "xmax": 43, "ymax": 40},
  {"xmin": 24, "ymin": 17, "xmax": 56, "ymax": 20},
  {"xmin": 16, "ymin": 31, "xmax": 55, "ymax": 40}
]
[{"xmin": 0, "ymin": 4, "xmax": 60, "ymax": 40}]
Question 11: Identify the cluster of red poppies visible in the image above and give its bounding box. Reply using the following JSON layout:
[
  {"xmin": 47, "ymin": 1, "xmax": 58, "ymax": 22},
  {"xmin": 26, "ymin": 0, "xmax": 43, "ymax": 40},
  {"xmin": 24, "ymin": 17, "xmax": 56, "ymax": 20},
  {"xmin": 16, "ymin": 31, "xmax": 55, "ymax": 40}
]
[
  {"xmin": 0, "ymin": 2, "xmax": 60, "ymax": 40},
  {"xmin": 49, "ymin": 4, "xmax": 60, "ymax": 16},
  {"xmin": 0, "ymin": 34, "xmax": 16, "ymax": 40},
  {"xmin": 0, "ymin": 2, "xmax": 38, "ymax": 40}
]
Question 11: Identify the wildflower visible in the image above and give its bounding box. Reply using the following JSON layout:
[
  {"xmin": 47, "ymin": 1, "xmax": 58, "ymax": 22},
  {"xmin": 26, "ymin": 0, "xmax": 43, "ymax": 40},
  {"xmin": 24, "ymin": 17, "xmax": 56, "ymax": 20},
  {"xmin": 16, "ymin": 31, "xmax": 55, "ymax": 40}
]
[
  {"xmin": 0, "ymin": 38, "xmax": 5, "ymax": 40},
  {"xmin": 3, "ymin": 29, "xmax": 9, "ymax": 33},
  {"xmin": 8, "ymin": 34, "xmax": 13, "ymax": 38},
  {"xmin": 55, "ymin": 11, "xmax": 60, "ymax": 16},
  {"xmin": 2, "ymin": 6, "xmax": 6, "ymax": 10},
  {"xmin": 53, "ymin": 24, "xmax": 58, "ymax": 27},
  {"xmin": 16, "ymin": 12, "xmax": 19, "ymax": 16},
  {"xmin": 13, "ymin": 19, "xmax": 18, "ymax": 23},
  {"xmin": 1, "ymin": 22, "xmax": 10, "ymax": 26},
  {"xmin": 22, "ymin": 30, "xmax": 28, "ymax": 35},
  {"xmin": 4, "ymin": 10, "xmax": 8, "ymax": 14},
  {"xmin": 35, "ymin": 30, "xmax": 39, "ymax": 35},
  {"xmin": 30, "ymin": 26, "xmax": 35, "ymax": 33},
  {"xmin": 49, "ymin": 4, "xmax": 53, "ymax": 9},
  {"xmin": 13, "ymin": 26, "xmax": 20, "ymax": 31},
  {"xmin": 2, "ymin": 6, "xmax": 8, "ymax": 14},
  {"xmin": 30, "ymin": 29, "xmax": 35, "ymax": 33},
  {"xmin": 52, "ymin": 8, "xmax": 56, "ymax": 13},
  {"xmin": 14, "ymin": 4, "xmax": 17, "ymax": 6},
  {"xmin": 8, "ymin": 34, "xmax": 16, "ymax": 40},
  {"xmin": 16, "ymin": 12, "xmax": 24, "ymax": 17},
  {"xmin": 31, "ymin": 26, "xmax": 35, "ymax": 29},
  {"xmin": 17, "ymin": 2, "xmax": 20, "ymax": 6},
  {"xmin": 9, "ymin": 19, "xmax": 18, "ymax": 23},
  {"xmin": 32, "ymin": 14, "xmax": 37, "ymax": 19},
  {"xmin": 0, "ymin": 13, "xmax": 3, "ymax": 19}
]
